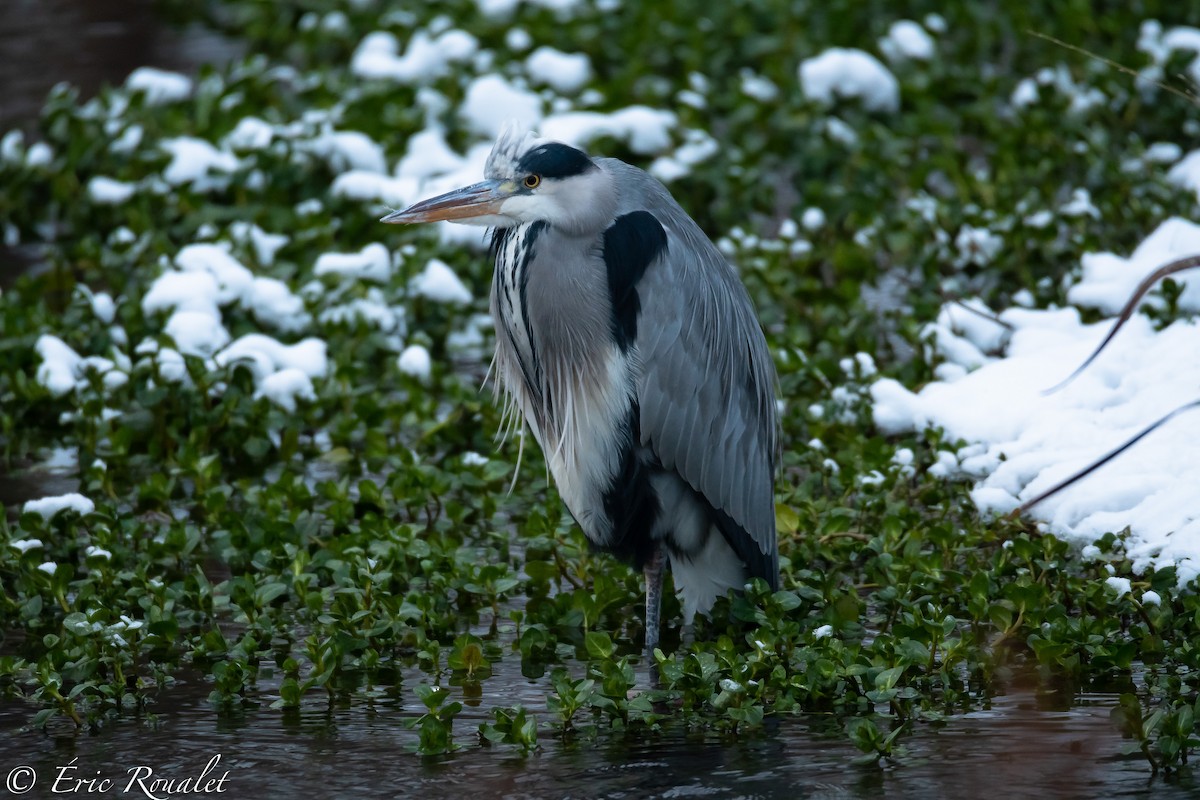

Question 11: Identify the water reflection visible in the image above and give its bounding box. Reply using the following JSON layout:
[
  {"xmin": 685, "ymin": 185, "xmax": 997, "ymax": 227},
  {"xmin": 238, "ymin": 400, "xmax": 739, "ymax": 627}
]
[{"xmin": 1, "ymin": 675, "xmax": 1194, "ymax": 799}]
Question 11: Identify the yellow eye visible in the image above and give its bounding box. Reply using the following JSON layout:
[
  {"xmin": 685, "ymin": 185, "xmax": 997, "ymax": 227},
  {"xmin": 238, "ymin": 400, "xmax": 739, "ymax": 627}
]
[{"xmin": 523, "ymin": 174, "xmax": 541, "ymax": 189}]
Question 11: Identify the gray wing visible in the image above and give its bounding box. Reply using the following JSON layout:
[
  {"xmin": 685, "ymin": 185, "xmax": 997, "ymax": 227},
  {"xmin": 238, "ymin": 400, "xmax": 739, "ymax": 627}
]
[{"xmin": 601, "ymin": 161, "xmax": 779, "ymax": 583}]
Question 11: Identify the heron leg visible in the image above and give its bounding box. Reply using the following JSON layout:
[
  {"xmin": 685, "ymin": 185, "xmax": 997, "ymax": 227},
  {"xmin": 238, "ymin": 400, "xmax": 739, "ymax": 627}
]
[{"xmin": 644, "ymin": 545, "xmax": 666, "ymax": 658}]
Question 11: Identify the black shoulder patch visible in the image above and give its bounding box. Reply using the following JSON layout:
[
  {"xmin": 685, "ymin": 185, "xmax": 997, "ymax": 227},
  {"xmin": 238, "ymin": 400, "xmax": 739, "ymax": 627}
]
[
  {"xmin": 516, "ymin": 143, "xmax": 595, "ymax": 179},
  {"xmin": 602, "ymin": 210, "xmax": 668, "ymax": 351}
]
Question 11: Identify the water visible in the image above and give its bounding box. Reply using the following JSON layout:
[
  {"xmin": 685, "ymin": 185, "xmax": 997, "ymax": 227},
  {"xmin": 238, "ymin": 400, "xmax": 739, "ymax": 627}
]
[
  {"xmin": 1, "ymin": 672, "xmax": 1194, "ymax": 799},
  {"xmin": 0, "ymin": 0, "xmax": 241, "ymax": 135}
]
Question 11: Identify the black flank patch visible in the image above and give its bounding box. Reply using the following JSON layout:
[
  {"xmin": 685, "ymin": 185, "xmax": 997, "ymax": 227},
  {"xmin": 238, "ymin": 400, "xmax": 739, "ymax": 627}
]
[
  {"xmin": 600, "ymin": 405, "xmax": 661, "ymax": 570},
  {"xmin": 602, "ymin": 211, "xmax": 668, "ymax": 352},
  {"xmin": 704, "ymin": 498, "xmax": 779, "ymax": 591},
  {"xmin": 516, "ymin": 143, "xmax": 595, "ymax": 179}
]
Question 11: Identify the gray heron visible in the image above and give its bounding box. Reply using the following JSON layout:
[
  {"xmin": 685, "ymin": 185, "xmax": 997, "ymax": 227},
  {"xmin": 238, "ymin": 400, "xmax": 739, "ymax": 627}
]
[{"xmin": 382, "ymin": 125, "xmax": 778, "ymax": 656}]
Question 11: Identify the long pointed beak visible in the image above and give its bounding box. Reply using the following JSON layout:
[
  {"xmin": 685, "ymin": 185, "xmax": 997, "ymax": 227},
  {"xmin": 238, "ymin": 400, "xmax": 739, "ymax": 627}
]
[{"xmin": 380, "ymin": 180, "xmax": 512, "ymax": 224}]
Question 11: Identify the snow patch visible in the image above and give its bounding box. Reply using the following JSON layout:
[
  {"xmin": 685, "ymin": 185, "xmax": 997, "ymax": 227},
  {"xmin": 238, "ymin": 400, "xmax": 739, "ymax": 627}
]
[
  {"xmin": 799, "ymin": 48, "xmax": 900, "ymax": 113},
  {"xmin": 411, "ymin": 259, "xmax": 473, "ymax": 304},
  {"xmin": 23, "ymin": 493, "xmax": 95, "ymax": 519},
  {"xmin": 314, "ymin": 243, "xmax": 393, "ymax": 282},
  {"xmin": 871, "ymin": 218, "xmax": 1200, "ymax": 584},
  {"xmin": 351, "ymin": 30, "xmax": 479, "ymax": 84},
  {"xmin": 525, "ymin": 47, "xmax": 592, "ymax": 93},
  {"xmin": 125, "ymin": 67, "xmax": 193, "ymax": 105}
]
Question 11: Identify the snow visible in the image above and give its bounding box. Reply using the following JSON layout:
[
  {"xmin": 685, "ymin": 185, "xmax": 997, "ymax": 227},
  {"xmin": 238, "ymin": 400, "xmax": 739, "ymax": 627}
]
[
  {"xmin": 91, "ymin": 293, "xmax": 116, "ymax": 324},
  {"xmin": 160, "ymin": 137, "xmax": 239, "ymax": 187},
  {"xmin": 739, "ymin": 70, "xmax": 779, "ymax": 102},
  {"xmin": 1167, "ymin": 150, "xmax": 1200, "ymax": 201},
  {"xmin": 397, "ymin": 344, "xmax": 432, "ymax": 380},
  {"xmin": 110, "ymin": 125, "xmax": 143, "ymax": 155},
  {"xmin": 1106, "ymin": 577, "xmax": 1132, "ymax": 598},
  {"xmin": 246, "ymin": 277, "xmax": 310, "ymax": 333},
  {"xmin": 954, "ymin": 224, "xmax": 1003, "ymax": 267},
  {"xmin": 331, "ymin": 171, "xmax": 419, "ymax": 207},
  {"xmin": 225, "ymin": 116, "xmax": 275, "ymax": 150},
  {"xmin": 125, "ymin": 67, "xmax": 193, "ymax": 105},
  {"xmin": 478, "ymin": 0, "xmax": 520, "ymax": 17},
  {"xmin": 255, "ymin": 367, "xmax": 316, "ymax": 412},
  {"xmin": 1068, "ymin": 218, "xmax": 1200, "ymax": 315},
  {"xmin": 165, "ymin": 309, "xmax": 230, "ymax": 356},
  {"xmin": 151, "ymin": 347, "xmax": 188, "ymax": 383},
  {"xmin": 10, "ymin": 538, "xmax": 43, "ymax": 553},
  {"xmin": 143, "ymin": 270, "xmax": 222, "ymax": 317},
  {"xmin": 648, "ymin": 129, "xmax": 718, "ymax": 181},
  {"xmin": 351, "ymin": 29, "xmax": 479, "ymax": 84},
  {"xmin": 880, "ymin": 20, "xmax": 935, "ymax": 62},
  {"xmin": 525, "ymin": 47, "xmax": 592, "ymax": 93},
  {"xmin": 1138, "ymin": 22, "xmax": 1200, "ymax": 91},
  {"xmin": 461, "ymin": 75, "xmax": 543, "ymax": 138},
  {"xmin": 314, "ymin": 243, "xmax": 393, "ymax": 282},
  {"xmin": 1011, "ymin": 79, "xmax": 1039, "ymax": 108},
  {"xmin": 799, "ymin": 48, "xmax": 900, "ymax": 113},
  {"xmin": 506, "ymin": 28, "xmax": 532, "ymax": 52},
  {"xmin": 1, "ymin": 129, "xmax": 23, "ymax": 163},
  {"xmin": 871, "ymin": 218, "xmax": 1200, "ymax": 585},
  {"xmin": 410, "ymin": 259, "xmax": 473, "ymax": 304},
  {"xmin": 176, "ymin": 244, "xmax": 255, "ymax": 304},
  {"xmin": 26, "ymin": 142, "xmax": 52, "ymax": 167},
  {"xmin": 302, "ymin": 129, "xmax": 387, "ymax": 174},
  {"xmin": 540, "ymin": 106, "xmax": 676, "ymax": 154},
  {"xmin": 86, "ymin": 546, "xmax": 113, "ymax": 560},
  {"xmin": 215, "ymin": 334, "xmax": 328, "ymax": 382},
  {"xmin": 37, "ymin": 562, "xmax": 57, "ymax": 576},
  {"xmin": 142, "ymin": 243, "xmax": 310, "ymax": 339},
  {"xmin": 23, "ymin": 493, "xmax": 95, "ymax": 519},
  {"xmin": 1142, "ymin": 590, "xmax": 1162, "ymax": 606},
  {"xmin": 35, "ymin": 335, "xmax": 83, "ymax": 397},
  {"xmin": 88, "ymin": 176, "xmax": 137, "ymax": 205},
  {"xmin": 318, "ymin": 290, "xmax": 405, "ymax": 332},
  {"xmin": 802, "ymin": 207, "xmax": 826, "ymax": 231},
  {"xmin": 1060, "ymin": 188, "xmax": 1099, "ymax": 219},
  {"xmin": 228, "ymin": 222, "xmax": 289, "ymax": 266},
  {"xmin": 396, "ymin": 129, "xmax": 467, "ymax": 180},
  {"xmin": 1145, "ymin": 142, "xmax": 1183, "ymax": 165}
]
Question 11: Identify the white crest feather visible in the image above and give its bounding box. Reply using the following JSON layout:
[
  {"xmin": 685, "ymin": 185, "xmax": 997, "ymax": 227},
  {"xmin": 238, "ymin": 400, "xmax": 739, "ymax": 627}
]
[{"xmin": 485, "ymin": 121, "xmax": 545, "ymax": 179}]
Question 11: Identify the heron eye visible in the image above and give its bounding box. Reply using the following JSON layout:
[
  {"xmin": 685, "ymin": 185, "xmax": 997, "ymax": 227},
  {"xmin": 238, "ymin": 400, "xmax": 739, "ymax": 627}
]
[{"xmin": 523, "ymin": 174, "xmax": 541, "ymax": 189}]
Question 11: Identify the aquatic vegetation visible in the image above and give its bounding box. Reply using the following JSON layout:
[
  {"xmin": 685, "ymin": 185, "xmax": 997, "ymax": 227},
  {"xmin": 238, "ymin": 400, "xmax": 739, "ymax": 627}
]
[{"xmin": 1, "ymin": 0, "xmax": 1200, "ymax": 779}]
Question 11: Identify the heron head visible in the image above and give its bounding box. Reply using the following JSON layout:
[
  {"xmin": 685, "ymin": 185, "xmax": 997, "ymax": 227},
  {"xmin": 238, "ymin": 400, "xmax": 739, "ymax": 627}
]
[{"xmin": 381, "ymin": 125, "xmax": 616, "ymax": 234}]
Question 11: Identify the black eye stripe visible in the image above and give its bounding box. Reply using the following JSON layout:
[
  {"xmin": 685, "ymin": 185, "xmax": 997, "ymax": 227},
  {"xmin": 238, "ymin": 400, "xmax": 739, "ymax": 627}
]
[{"xmin": 515, "ymin": 142, "xmax": 595, "ymax": 179}]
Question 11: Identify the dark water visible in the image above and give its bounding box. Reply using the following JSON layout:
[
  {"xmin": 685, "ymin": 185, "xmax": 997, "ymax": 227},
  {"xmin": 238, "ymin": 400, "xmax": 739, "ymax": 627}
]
[
  {"xmin": 0, "ymin": 0, "xmax": 241, "ymax": 134},
  {"xmin": 0, "ymin": 448, "xmax": 79, "ymax": 515},
  {"xmin": 1, "ymin": 671, "xmax": 1194, "ymax": 800}
]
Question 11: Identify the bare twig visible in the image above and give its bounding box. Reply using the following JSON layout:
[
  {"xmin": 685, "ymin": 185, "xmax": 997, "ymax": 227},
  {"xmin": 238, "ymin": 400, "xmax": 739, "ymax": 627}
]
[
  {"xmin": 1010, "ymin": 398, "xmax": 1200, "ymax": 517},
  {"xmin": 1043, "ymin": 255, "xmax": 1200, "ymax": 394},
  {"xmin": 1026, "ymin": 30, "xmax": 1200, "ymax": 106}
]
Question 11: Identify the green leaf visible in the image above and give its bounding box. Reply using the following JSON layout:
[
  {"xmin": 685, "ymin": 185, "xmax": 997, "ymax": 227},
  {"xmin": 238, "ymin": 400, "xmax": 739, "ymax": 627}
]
[{"xmin": 584, "ymin": 631, "xmax": 614, "ymax": 660}]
